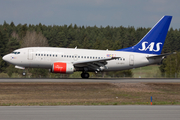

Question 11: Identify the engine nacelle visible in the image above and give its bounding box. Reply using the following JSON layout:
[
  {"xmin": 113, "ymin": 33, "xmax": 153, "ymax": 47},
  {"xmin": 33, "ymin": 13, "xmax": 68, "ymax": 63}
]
[{"xmin": 52, "ymin": 62, "xmax": 74, "ymax": 74}]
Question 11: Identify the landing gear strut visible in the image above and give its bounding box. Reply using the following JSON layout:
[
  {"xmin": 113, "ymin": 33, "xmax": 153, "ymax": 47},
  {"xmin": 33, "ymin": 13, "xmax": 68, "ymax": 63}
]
[
  {"xmin": 22, "ymin": 69, "xmax": 26, "ymax": 76},
  {"xmin": 81, "ymin": 72, "xmax": 89, "ymax": 79}
]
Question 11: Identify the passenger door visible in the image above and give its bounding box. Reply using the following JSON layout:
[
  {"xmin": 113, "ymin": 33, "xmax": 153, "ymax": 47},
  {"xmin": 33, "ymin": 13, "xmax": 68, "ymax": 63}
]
[{"xmin": 28, "ymin": 49, "xmax": 33, "ymax": 60}]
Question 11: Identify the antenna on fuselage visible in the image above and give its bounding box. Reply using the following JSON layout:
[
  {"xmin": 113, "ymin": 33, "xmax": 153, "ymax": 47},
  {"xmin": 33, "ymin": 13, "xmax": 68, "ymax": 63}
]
[{"xmin": 75, "ymin": 46, "xmax": 77, "ymax": 49}]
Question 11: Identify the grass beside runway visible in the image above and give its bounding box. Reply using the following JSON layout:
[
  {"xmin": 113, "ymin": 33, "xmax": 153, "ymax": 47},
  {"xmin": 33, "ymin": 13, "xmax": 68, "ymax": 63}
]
[
  {"xmin": 132, "ymin": 65, "xmax": 162, "ymax": 78},
  {"xmin": 0, "ymin": 82, "xmax": 180, "ymax": 106}
]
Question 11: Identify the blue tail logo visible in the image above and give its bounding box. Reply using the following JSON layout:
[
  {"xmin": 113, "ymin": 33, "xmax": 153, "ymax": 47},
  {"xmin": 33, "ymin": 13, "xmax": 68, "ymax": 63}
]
[
  {"xmin": 116, "ymin": 15, "xmax": 172, "ymax": 55},
  {"xmin": 138, "ymin": 42, "xmax": 162, "ymax": 52}
]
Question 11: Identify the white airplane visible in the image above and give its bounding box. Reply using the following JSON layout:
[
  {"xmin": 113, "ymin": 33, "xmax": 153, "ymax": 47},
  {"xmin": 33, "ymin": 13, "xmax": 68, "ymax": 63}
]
[{"xmin": 3, "ymin": 15, "xmax": 172, "ymax": 78}]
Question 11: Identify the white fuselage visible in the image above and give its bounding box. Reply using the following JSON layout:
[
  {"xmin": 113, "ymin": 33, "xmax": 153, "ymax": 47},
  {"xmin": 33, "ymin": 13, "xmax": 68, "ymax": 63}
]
[{"xmin": 3, "ymin": 47, "xmax": 161, "ymax": 72}]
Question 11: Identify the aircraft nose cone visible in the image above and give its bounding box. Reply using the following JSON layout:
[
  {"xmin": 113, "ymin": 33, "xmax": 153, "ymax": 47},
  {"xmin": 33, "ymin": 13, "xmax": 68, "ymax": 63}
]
[
  {"xmin": 2, "ymin": 56, "xmax": 5, "ymax": 61},
  {"xmin": 2, "ymin": 55, "xmax": 9, "ymax": 62}
]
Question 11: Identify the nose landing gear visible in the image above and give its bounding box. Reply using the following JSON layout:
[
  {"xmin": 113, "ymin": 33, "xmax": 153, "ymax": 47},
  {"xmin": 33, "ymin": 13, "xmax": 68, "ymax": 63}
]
[
  {"xmin": 22, "ymin": 72, "xmax": 26, "ymax": 76},
  {"xmin": 22, "ymin": 69, "xmax": 26, "ymax": 76},
  {"xmin": 81, "ymin": 72, "xmax": 89, "ymax": 79}
]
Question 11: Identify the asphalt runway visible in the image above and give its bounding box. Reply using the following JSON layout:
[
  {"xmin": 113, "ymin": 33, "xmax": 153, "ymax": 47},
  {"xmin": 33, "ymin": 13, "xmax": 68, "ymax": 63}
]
[
  {"xmin": 0, "ymin": 106, "xmax": 179, "ymax": 120},
  {"xmin": 0, "ymin": 78, "xmax": 180, "ymax": 83},
  {"xmin": 0, "ymin": 78, "xmax": 179, "ymax": 120}
]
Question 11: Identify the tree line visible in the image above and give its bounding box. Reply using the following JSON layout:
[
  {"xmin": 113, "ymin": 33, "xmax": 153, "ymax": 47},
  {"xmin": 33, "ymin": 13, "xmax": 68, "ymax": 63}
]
[{"xmin": 0, "ymin": 21, "xmax": 180, "ymax": 78}]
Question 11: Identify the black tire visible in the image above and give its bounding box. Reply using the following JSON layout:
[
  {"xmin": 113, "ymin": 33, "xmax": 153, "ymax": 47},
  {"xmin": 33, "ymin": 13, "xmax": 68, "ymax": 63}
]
[
  {"xmin": 84, "ymin": 73, "xmax": 89, "ymax": 78},
  {"xmin": 81, "ymin": 73, "xmax": 84, "ymax": 78},
  {"xmin": 81, "ymin": 73, "xmax": 89, "ymax": 79}
]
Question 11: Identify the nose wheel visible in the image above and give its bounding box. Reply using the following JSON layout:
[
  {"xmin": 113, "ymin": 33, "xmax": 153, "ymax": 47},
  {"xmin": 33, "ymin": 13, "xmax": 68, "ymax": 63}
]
[
  {"xmin": 22, "ymin": 69, "xmax": 26, "ymax": 76},
  {"xmin": 22, "ymin": 72, "xmax": 26, "ymax": 76},
  {"xmin": 81, "ymin": 72, "xmax": 89, "ymax": 79}
]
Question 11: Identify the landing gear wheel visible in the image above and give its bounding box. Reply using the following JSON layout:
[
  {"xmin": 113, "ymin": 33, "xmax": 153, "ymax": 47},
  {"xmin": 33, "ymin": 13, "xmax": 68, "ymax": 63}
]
[
  {"xmin": 22, "ymin": 69, "xmax": 26, "ymax": 76},
  {"xmin": 22, "ymin": 72, "xmax": 26, "ymax": 76},
  {"xmin": 81, "ymin": 72, "xmax": 89, "ymax": 79}
]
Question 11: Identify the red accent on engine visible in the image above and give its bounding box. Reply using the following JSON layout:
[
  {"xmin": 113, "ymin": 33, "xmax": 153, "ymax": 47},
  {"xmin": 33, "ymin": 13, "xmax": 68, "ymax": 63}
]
[{"xmin": 53, "ymin": 62, "xmax": 66, "ymax": 73}]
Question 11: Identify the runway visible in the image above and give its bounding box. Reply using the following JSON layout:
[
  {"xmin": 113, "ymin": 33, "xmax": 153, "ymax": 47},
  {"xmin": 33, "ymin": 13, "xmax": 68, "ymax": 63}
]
[
  {"xmin": 0, "ymin": 78, "xmax": 180, "ymax": 83},
  {"xmin": 0, "ymin": 106, "xmax": 179, "ymax": 120},
  {"xmin": 0, "ymin": 79, "xmax": 179, "ymax": 120}
]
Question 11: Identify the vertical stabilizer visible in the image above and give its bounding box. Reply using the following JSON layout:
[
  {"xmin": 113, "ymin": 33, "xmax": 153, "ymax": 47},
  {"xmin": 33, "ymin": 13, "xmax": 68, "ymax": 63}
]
[{"xmin": 116, "ymin": 16, "xmax": 172, "ymax": 55}]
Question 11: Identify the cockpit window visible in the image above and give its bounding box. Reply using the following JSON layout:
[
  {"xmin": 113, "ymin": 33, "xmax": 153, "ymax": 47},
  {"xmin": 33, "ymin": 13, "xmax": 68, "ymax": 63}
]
[{"xmin": 11, "ymin": 52, "xmax": 20, "ymax": 54}]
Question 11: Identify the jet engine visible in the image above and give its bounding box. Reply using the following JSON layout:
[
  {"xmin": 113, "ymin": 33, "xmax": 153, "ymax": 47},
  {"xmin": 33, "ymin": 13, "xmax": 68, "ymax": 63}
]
[{"xmin": 51, "ymin": 62, "xmax": 74, "ymax": 74}]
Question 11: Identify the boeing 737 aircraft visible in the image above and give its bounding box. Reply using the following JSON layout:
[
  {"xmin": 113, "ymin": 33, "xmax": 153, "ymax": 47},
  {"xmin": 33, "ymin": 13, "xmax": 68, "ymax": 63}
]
[{"xmin": 3, "ymin": 16, "xmax": 172, "ymax": 78}]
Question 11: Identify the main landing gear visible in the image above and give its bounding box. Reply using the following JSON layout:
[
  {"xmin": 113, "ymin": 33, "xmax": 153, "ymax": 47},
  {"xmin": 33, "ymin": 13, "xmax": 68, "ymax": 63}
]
[{"xmin": 81, "ymin": 72, "xmax": 89, "ymax": 79}]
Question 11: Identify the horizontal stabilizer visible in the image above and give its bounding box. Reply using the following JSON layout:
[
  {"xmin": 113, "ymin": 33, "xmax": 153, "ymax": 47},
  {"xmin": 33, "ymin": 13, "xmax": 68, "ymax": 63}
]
[{"xmin": 146, "ymin": 52, "xmax": 176, "ymax": 59}]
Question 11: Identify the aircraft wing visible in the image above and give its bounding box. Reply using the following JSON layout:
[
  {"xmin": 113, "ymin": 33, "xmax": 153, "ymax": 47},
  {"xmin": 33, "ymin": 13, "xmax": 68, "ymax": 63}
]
[{"xmin": 73, "ymin": 57, "xmax": 119, "ymax": 71}]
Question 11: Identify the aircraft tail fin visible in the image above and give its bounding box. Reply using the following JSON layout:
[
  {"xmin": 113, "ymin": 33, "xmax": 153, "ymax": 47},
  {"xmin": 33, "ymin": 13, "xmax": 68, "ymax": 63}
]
[{"xmin": 116, "ymin": 15, "xmax": 172, "ymax": 55}]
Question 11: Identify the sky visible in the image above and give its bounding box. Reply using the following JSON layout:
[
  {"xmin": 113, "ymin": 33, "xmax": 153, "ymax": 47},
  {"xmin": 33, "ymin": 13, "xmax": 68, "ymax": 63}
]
[{"xmin": 0, "ymin": 0, "xmax": 180, "ymax": 29}]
